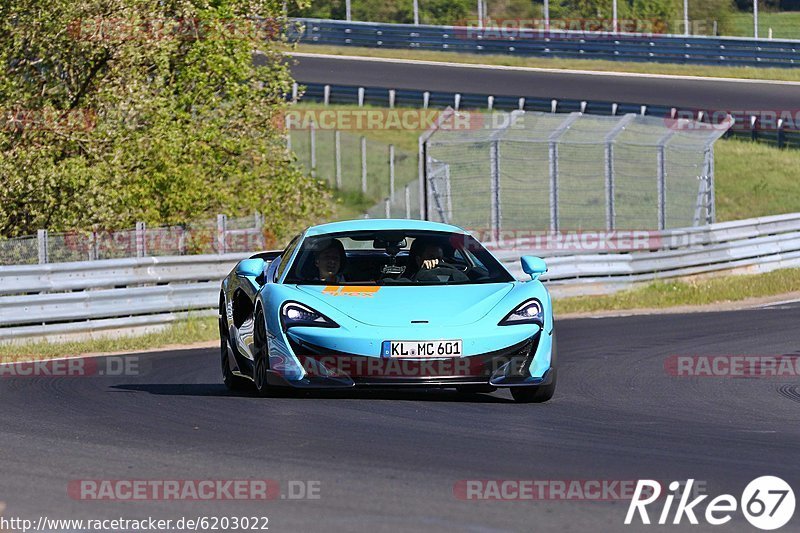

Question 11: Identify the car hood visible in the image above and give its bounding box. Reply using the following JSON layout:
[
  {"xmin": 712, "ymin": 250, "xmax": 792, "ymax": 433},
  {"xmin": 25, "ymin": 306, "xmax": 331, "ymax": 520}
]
[{"xmin": 294, "ymin": 283, "xmax": 515, "ymax": 327}]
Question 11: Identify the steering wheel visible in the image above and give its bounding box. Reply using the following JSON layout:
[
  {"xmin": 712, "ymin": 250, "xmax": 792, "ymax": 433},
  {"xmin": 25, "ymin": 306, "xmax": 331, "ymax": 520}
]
[{"xmin": 413, "ymin": 262, "xmax": 468, "ymax": 282}]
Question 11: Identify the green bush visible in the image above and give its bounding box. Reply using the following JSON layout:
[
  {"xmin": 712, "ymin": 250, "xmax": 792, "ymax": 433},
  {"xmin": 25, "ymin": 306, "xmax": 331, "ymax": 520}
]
[{"xmin": 0, "ymin": 0, "xmax": 330, "ymax": 239}]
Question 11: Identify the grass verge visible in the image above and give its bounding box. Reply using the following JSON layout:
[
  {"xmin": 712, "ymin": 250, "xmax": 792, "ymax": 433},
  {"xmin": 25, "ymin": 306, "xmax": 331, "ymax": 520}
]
[
  {"xmin": 730, "ymin": 11, "xmax": 800, "ymax": 40},
  {"xmin": 0, "ymin": 315, "xmax": 218, "ymax": 362},
  {"xmin": 293, "ymin": 44, "xmax": 800, "ymax": 83},
  {"xmin": 554, "ymin": 268, "xmax": 800, "ymax": 315}
]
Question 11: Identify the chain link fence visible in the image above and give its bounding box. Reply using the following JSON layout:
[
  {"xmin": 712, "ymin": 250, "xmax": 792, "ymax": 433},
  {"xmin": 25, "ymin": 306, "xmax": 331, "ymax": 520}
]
[
  {"xmin": 289, "ymin": 127, "xmax": 420, "ymax": 218},
  {"xmin": 421, "ymin": 109, "xmax": 731, "ymax": 238},
  {"xmin": 0, "ymin": 214, "xmax": 266, "ymax": 266}
]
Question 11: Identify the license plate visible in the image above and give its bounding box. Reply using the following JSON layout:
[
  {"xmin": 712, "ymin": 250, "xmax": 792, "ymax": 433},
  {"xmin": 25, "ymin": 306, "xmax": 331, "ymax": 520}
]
[{"xmin": 381, "ymin": 340, "xmax": 462, "ymax": 358}]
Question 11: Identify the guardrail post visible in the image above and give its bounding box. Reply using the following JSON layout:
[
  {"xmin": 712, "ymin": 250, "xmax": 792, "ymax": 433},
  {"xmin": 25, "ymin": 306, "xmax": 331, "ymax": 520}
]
[
  {"xmin": 487, "ymin": 96, "xmax": 494, "ymax": 110},
  {"xmin": 37, "ymin": 229, "xmax": 48, "ymax": 264},
  {"xmin": 361, "ymin": 136, "xmax": 367, "ymax": 194},
  {"xmin": 384, "ymin": 198, "xmax": 391, "ymax": 218},
  {"xmin": 217, "ymin": 214, "xmax": 227, "ymax": 254},
  {"xmin": 423, "ymin": 91, "xmax": 429, "ymax": 109},
  {"xmin": 334, "ymin": 130, "xmax": 342, "ymax": 188},
  {"xmin": 389, "ymin": 89, "xmax": 396, "ymax": 108},
  {"xmin": 358, "ymin": 87, "xmax": 365, "ymax": 107},
  {"xmin": 291, "ymin": 82, "xmax": 298, "ymax": 103},
  {"xmin": 454, "ymin": 93, "xmax": 461, "ymax": 111},
  {"xmin": 777, "ymin": 118, "xmax": 785, "ymax": 149},
  {"xmin": 389, "ymin": 144, "xmax": 395, "ymax": 201},
  {"xmin": 405, "ymin": 185, "xmax": 411, "ymax": 219},
  {"xmin": 323, "ymin": 84, "xmax": 330, "ymax": 105},
  {"xmin": 518, "ymin": 98, "xmax": 525, "ymax": 111},
  {"xmin": 135, "ymin": 221, "xmax": 146, "ymax": 258}
]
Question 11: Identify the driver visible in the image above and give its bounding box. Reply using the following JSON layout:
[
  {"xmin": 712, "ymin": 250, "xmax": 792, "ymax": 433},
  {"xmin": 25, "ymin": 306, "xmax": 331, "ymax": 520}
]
[
  {"xmin": 408, "ymin": 238, "xmax": 468, "ymax": 282},
  {"xmin": 313, "ymin": 239, "xmax": 347, "ymax": 283}
]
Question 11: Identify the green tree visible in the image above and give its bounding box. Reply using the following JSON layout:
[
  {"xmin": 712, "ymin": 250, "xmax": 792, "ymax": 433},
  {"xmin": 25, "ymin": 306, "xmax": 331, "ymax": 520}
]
[{"xmin": 0, "ymin": 0, "xmax": 329, "ymax": 238}]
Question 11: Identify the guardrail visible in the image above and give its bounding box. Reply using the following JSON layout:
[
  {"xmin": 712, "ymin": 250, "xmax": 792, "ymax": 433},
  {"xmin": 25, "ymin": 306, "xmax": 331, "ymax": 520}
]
[
  {"xmin": 0, "ymin": 254, "xmax": 249, "ymax": 343},
  {"xmin": 499, "ymin": 213, "xmax": 800, "ymax": 293},
  {"xmin": 294, "ymin": 18, "xmax": 800, "ymax": 68},
  {"xmin": 295, "ymin": 82, "xmax": 800, "ymax": 149},
  {"xmin": 4, "ymin": 213, "xmax": 800, "ymax": 343}
]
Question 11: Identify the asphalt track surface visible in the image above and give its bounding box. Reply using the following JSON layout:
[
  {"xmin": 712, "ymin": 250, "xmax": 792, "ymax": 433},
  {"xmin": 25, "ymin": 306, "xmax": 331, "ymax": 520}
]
[
  {"xmin": 2, "ymin": 306, "xmax": 800, "ymax": 532},
  {"xmin": 289, "ymin": 54, "xmax": 800, "ymax": 111}
]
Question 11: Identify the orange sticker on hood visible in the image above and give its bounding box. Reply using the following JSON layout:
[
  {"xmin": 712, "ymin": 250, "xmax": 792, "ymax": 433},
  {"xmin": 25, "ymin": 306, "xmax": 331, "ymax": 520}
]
[{"xmin": 322, "ymin": 286, "xmax": 380, "ymax": 297}]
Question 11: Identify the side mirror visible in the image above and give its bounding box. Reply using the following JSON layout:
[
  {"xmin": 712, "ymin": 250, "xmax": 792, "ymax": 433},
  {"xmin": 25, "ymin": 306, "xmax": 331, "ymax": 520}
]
[
  {"xmin": 236, "ymin": 258, "xmax": 266, "ymax": 281},
  {"xmin": 520, "ymin": 256, "xmax": 547, "ymax": 281}
]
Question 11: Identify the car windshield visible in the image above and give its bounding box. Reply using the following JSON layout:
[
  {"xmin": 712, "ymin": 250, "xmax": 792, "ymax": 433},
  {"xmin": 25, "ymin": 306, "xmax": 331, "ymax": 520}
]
[{"xmin": 283, "ymin": 230, "xmax": 514, "ymax": 286}]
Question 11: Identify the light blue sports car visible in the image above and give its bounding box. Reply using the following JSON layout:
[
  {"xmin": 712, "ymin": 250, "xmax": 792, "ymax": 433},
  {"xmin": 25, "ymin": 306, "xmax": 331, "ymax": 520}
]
[{"xmin": 218, "ymin": 219, "xmax": 556, "ymax": 402}]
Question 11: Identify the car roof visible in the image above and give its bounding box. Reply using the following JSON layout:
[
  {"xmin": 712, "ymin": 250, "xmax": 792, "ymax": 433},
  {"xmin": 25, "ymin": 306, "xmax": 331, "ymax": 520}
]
[{"xmin": 304, "ymin": 218, "xmax": 468, "ymax": 237}]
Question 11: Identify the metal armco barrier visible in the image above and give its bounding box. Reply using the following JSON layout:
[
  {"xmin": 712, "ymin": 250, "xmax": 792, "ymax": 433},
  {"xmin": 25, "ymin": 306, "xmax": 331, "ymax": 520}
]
[
  {"xmin": 294, "ymin": 18, "xmax": 800, "ymax": 68},
  {"xmin": 4, "ymin": 213, "xmax": 800, "ymax": 342}
]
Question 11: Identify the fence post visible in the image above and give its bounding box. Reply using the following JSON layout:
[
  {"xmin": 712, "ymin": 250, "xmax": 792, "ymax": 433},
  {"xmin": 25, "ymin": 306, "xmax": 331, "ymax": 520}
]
[
  {"xmin": 310, "ymin": 121, "xmax": 317, "ymax": 178},
  {"xmin": 334, "ymin": 130, "xmax": 342, "ymax": 188},
  {"xmin": 656, "ymin": 145, "xmax": 667, "ymax": 230},
  {"xmin": 656, "ymin": 129, "xmax": 677, "ymax": 230},
  {"xmin": 547, "ymin": 113, "xmax": 581, "ymax": 232},
  {"xmin": 178, "ymin": 226, "xmax": 186, "ymax": 255},
  {"xmin": 217, "ymin": 214, "xmax": 227, "ymax": 254},
  {"xmin": 489, "ymin": 140, "xmax": 501, "ymax": 242},
  {"xmin": 604, "ymin": 114, "xmax": 635, "ymax": 231},
  {"xmin": 389, "ymin": 144, "xmax": 395, "ymax": 201},
  {"xmin": 90, "ymin": 224, "xmax": 99, "ymax": 260},
  {"xmin": 135, "ymin": 221, "xmax": 146, "ymax": 258},
  {"xmin": 37, "ymin": 229, "xmax": 48, "ymax": 264},
  {"xmin": 361, "ymin": 135, "xmax": 367, "ymax": 194}
]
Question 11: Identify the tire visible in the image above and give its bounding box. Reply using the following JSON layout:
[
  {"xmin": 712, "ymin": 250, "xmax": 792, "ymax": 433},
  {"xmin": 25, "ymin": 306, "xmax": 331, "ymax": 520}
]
[
  {"xmin": 511, "ymin": 333, "xmax": 557, "ymax": 403},
  {"xmin": 510, "ymin": 369, "xmax": 557, "ymax": 403},
  {"xmin": 253, "ymin": 309, "xmax": 271, "ymax": 397},
  {"xmin": 220, "ymin": 307, "xmax": 250, "ymax": 391},
  {"xmin": 221, "ymin": 336, "xmax": 250, "ymax": 391}
]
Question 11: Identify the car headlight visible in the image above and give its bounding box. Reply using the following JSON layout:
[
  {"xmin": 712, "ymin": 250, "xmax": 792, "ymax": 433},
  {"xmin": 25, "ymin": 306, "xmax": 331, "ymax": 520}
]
[
  {"xmin": 280, "ymin": 301, "xmax": 339, "ymax": 330},
  {"xmin": 499, "ymin": 299, "xmax": 544, "ymax": 326}
]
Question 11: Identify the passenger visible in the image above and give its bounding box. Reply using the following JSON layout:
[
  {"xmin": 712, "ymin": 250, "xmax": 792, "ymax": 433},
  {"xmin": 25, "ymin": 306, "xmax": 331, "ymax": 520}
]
[{"xmin": 313, "ymin": 239, "xmax": 347, "ymax": 283}]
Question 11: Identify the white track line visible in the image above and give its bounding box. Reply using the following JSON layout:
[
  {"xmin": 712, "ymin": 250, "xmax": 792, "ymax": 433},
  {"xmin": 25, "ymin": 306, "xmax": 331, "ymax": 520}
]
[{"xmin": 290, "ymin": 51, "xmax": 800, "ymax": 86}]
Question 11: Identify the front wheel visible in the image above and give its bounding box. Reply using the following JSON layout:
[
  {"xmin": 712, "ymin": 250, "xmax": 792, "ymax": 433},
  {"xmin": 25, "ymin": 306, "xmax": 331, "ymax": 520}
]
[
  {"xmin": 510, "ymin": 369, "xmax": 557, "ymax": 403},
  {"xmin": 253, "ymin": 309, "xmax": 271, "ymax": 397},
  {"xmin": 221, "ymin": 338, "xmax": 251, "ymax": 391}
]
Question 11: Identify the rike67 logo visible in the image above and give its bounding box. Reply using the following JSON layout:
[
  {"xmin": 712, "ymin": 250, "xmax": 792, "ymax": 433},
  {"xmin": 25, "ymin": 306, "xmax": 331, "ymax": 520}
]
[{"xmin": 626, "ymin": 477, "xmax": 795, "ymax": 530}]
